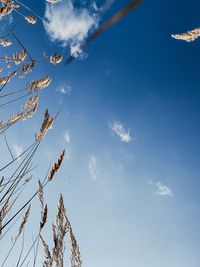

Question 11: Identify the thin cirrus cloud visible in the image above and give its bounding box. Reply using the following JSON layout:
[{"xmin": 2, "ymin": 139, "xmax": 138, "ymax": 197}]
[
  {"xmin": 64, "ymin": 131, "xmax": 70, "ymax": 143},
  {"xmin": 155, "ymin": 182, "xmax": 173, "ymax": 197},
  {"xmin": 0, "ymin": 15, "xmax": 13, "ymax": 33},
  {"xmin": 109, "ymin": 120, "xmax": 132, "ymax": 143},
  {"xmin": 56, "ymin": 85, "xmax": 72, "ymax": 95},
  {"xmin": 88, "ymin": 156, "xmax": 98, "ymax": 181},
  {"xmin": 93, "ymin": 0, "xmax": 115, "ymax": 13},
  {"xmin": 13, "ymin": 144, "xmax": 23, "ymax": 160},
  {"xmin": 43, "ymin": 0, "xmax": 99, "ymax": 56}
]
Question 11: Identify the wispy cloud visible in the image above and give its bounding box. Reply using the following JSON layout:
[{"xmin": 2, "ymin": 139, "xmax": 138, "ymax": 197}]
[
  {"xmin": 43, "ymin": 0, "xmax": 99, "ymax": 56},
  {"xmin": 64, "ymin": 131, "xmax": 70, "ymax": 143},
  {"xmin": 89, "ymin": 156, "xmax": 98, "ymax": 181},
  {"xmin": 0, "ymin": 15, "xmax": 13, "ymax": 34},
  {"xmin": 147, "ymin": 179, "xmax": 173, "ymax": 198},
  {"xmin": 155, "ymin": 182, "xmax": 173, "ymax": 197},
  {"xmin": 56, "ymin": 85, "xmax": 72, "ymax": 95},
  {"xmin": 109, "ymin": 120, "xmax": 132, "ymax": 143},
  {"xmin": 13, "ymin": 144, "xmax": 23, "ymax": 160},
  {"xmin": 93, "ymin": 0, "xmax": 115, "ymax": 13}
]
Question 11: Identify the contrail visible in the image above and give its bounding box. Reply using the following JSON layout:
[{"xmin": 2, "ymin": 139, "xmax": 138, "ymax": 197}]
[{"xmin": 66, "ymin": 0, "xmax": 143, "ymax": 64}]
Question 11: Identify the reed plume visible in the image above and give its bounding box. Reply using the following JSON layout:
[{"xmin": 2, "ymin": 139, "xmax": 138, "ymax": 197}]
[
  {"xmin": 35, "ymin": 109, "xmax": 53, "ymax": 141},
  {"xmin": 172, "ymin": 27, "xmax": 200, "ymax": 42}
]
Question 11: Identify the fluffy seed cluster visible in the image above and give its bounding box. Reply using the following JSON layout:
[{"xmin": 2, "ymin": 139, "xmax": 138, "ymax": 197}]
[
  {"xmin": 0, "ymin": 199, "xmax": 9, "ymax": 235},
  {"xmin": 16, "ymin": 205, "xmax": 31, "ymax": 239},
  {"xmin": 0, "ymin": 39, "xmax": 12, "ymax": 47},
  {"xmin": 48, "ymin": 150, "xmax": 65, "ymax": 181},
  {"xmin": 40, "ymin": 204, "xmax": 48, "ymax": 230},
  {"xmin": 0, "ymin": 70, "xmax": 17, "ymax": 84},
  {"xmin": 19, "ymin": 60, "xmax": 36, "ymax": 76},
  {"xmin": 35, "ymin": 109, "xmax": 53, "ymax": 141},
  {"xmin": 13, "ymin": 48, "xmax": 27, "ymax": 65},
  {"xmin": 7, "ymin": 95, "xmax": 38, "ymax": 124},
  {"xmin": 172, "ymin": 27, "xmax": 200, "ymax": 42},
  {"xmin": 0, "ymin": 1, "xmax": 13, "ymax": 16},
  {"xmin": 0, "ymin": 75, "xmax": 11, "ymax": 85},
  {"xmin": 50, "ymin": 53, "xmax": 63, "ymax": 64},
  {"xmin": 25, "ymin": 15, "xmax": 37, "ymax": 24},
  {"xmin": 28, "ymin": 76, "xmax": 52, "ymax": 91}
]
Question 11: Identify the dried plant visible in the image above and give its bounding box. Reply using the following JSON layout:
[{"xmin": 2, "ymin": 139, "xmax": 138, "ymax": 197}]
[
  {"xmin": 48, "ymin": 150, "xmax": 65, "ymax": 181},
  {"xmin": 40, "ymin": 234, "xmax": 53, "ymax": 267},
  {"xmin": 38, "ymin": 179, "xmax": 44, "ymax": 209},
  {"xmin": 35, "ymin": 109, "xmax": 53, "ymax": 141},
  {"xmin": 24, "ymin": 15, "xmax": 37, "ymax": 24},
  {"xmin": 0, "ymin": 39, "xmax": 12, "ymax": 47},
  {"xmin": 172, "ymin": 27, "xmax": 200, "ymax": 42},
  {"xmin": 40, "ymin": 204, "xmax": 48, "ymax": 230},
  {"xmin": 50, "ymin": 53, "xmax": 63, "ymax": 64},
  {"xmin": 28, "ymin": 76, "xmax": 52, "ymax": 91},
  {"xmin": 16, "ymin": 205, "xmax": 31, "ymax": 239},
  {"xmin": 13, "ymin": 48, "xmax": 27, "ymax": 65}
]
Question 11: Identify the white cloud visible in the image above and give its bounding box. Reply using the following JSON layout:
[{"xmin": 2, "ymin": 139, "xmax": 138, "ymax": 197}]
[
  {"xmin": 89, "ymin": 156, "xmax": 97, "ymax": 181},
  {"xmin": 43, "ymin": 1, "xmax": 99, "ymax": 55},
  {"xmin": 155, "ymin": 182, "xmax": 173, "ymax": 197},
  {"xmin": 13, "ymin": 144, "xmax": 23, "ymax": 160},
  {"xmin": 109, "ymin": 121, "xmax": 132, "ymax": 143},
  {"xmin": 56, "ymin": 85, "xmax": 72, "ymax": 95},
  {"xmin": 0, "ymin": 15, "xmax": 13, "ymax": 34},
  {"xmin": 93, "ymin": 0, "xmax": 115, "ymax": 13},
  {"xmin": 64, "ymin": 132, "xmax": 70, "ymax": 143}
]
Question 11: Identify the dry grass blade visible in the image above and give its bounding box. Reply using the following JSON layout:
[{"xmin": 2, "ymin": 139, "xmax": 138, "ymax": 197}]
[
  {"xmin": 16, "ymin": 205, "xmax": 31, "ymax": 239},
  {"xmin": 56, "ymin": 194, "xmax": 66, "ymax": 225},
  {"xmin": 24, "ymin": 15, "xmax": 37, "ymax": 24},
  {"xmin": 40, "ymin": 204, "xmax": 48, "ymax": 230},
  {"xmin": 35, "ymin": 109, "xmax": 53, "ymax": 141},
  {"xmin": 6, "ymin": 95, "xmax": 38, "ymax": 125},
  {"xmin": 48, "ymin": 150, "xmax": 65, "ymax": 182},
  {"xmin": 69, "ymin": 226, "xmax": 82, "ymax": 267},
  {"xmin": 40, "ymin": 234, "xmax": 53, "ymax": 267},
  {"xmin": 19, "ymin": 60, "xmax": 36, "ymax": 75},
  {"xmin": 24, "ymin": 95, "xmax": 38, "ymax": 109},
  {"xmin": 53, "ymin": 194, "xmax": 81, "ymax": 267},
  {"xmin": 28, "ymin": 76, "xmax": 52, "ymax": 91},
  {"xmin": 0, "ymin": 2, "xmax": 13, "ymax": 16},
  {"xmin": 0, "ymin": 198, "xmax": 9, "ymax": 235},
  {"xmin": 0, "ymin": 70, "xmax": 17, "ymax": 88},
  {"xmin": 53, "ymin": 194, "xmax": 68, "ymax": 267},
  {"xmin": 0, "ymin": 38, "xmax": 12, "ymax": 47},
  {"xmin": 50, "ymin": 53, "xmax": 63, "ymax": 64},
  {"xmin": 38, "ymin": 179, "xmax": 44, "ymax": 209},
  {"xmin": 13, "ymin": 48, "xmax": 28, "ymax": 65},
  {"xmin": 0, "ymin": 75, "xmax": 11, "ymax": 85},
  {"xmin": 172, "ymin": 27, "xmax": 200, "ymax": 42},
  {"xmin": 0, "ymin": 177, "xmax": 4, "ymax": 187}
]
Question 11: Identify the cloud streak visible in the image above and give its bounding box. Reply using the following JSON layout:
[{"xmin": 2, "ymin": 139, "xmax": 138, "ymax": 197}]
[
  {"xmin": 56, "ymin": 85, "xmax": 72, "ymax": 95},
  {"xmin": 89, "ymin": 156, "xmax": 98, "ymax": 181},
  {"xmin": 155, "ymin": 182, "xmax": 173, "ymax": 197},
  {"xmin": 109, "ymin": 121, "xmax": 132, "ymax": 143},
  {"xmin": 64, "ymin": 131, "xmax": 70, "ymax": 143},
  {"xmin": 147, "ymin": 179, "xmax": 173, "ymax": 198},
  {"xmin": 13, "ymin": 144, "xmax": 22, "ymax": 160}
]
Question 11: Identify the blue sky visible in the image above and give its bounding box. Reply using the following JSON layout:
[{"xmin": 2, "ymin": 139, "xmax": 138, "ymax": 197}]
[{"xmin": 1, "ymin": 0, "xmax": 200, "ymax": 266}]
